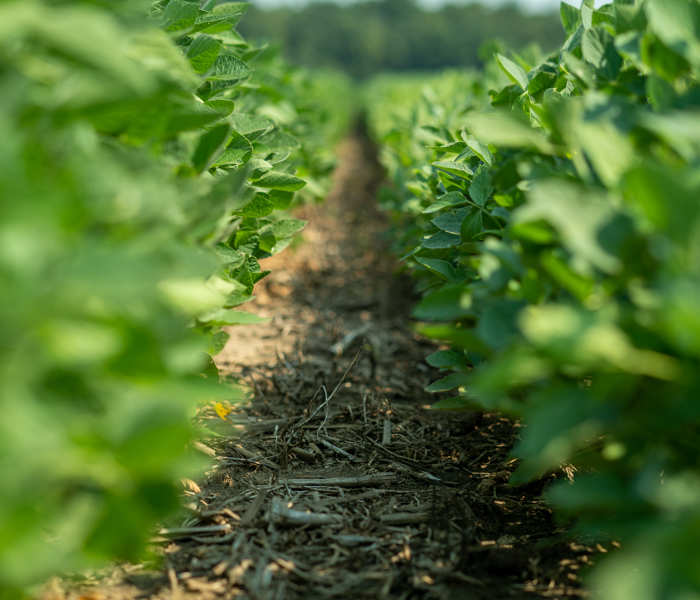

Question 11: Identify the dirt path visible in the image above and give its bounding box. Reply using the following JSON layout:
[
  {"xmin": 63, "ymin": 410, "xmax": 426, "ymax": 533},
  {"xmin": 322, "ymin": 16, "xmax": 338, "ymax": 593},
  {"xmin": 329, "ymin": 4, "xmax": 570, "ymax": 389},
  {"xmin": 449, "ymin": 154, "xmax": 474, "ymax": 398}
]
[{"xmin": 55, "ymin": 132, "xmax": 593, "ymax": 600}]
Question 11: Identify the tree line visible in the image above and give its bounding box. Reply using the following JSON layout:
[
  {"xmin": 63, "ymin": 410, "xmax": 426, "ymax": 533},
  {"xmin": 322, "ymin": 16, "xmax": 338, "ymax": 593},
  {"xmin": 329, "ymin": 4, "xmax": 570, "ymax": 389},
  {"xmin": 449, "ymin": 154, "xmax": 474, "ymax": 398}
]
[{"xmin": 238, "ymin": 0, "xmax": 565, "ymax": 78}]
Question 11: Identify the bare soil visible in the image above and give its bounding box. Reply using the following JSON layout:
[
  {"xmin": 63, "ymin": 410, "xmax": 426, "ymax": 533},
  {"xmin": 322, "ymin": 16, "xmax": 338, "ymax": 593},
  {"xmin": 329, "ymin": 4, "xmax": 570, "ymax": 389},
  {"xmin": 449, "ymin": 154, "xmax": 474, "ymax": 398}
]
[{"xmin": 50, "ymin": 131, "xmax": 596, "ymax": 600}]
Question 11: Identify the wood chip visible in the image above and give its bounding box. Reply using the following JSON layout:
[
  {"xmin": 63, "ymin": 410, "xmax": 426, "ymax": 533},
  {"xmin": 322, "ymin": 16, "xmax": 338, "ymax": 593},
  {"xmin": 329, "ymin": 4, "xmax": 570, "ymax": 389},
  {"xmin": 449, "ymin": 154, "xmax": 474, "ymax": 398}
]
[
  {"xmin": 292, "ymin": 447, "xmax": 316, "ymax": 463},
  {"xmin": 382, "ymin": 419, "xmax": 392, "ymax": 446}
]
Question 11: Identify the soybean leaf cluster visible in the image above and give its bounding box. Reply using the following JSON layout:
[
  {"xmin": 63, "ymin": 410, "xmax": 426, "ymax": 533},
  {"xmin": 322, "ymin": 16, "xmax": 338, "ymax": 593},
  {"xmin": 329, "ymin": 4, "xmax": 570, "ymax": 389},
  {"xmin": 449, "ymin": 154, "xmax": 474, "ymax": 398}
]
[
  {"xmin": 369, "ymin": 1, "xmax": 700, "ymax": 597},
  {"xmin": 0, "ymin": 0, "xmax": 345, "ymax": 595}
]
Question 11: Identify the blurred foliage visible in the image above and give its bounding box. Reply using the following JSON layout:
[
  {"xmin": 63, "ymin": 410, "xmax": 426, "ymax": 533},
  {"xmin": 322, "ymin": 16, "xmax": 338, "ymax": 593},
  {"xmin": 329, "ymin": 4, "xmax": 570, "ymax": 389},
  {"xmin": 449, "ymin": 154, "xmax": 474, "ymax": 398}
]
[
  {"xmin": 234, "ymin": 48, "xmax": 357, "ymax": 200},
  {"xmin": 239, "ymin": 0, "xmax": 565, "ymax": 78},
  {"xmin": 0, "ymin": 0, "xmax": 351, "ymax": 596},
  {"xmin": 368, "ymin": 0, "xmax": 700, "ymax": 598}
]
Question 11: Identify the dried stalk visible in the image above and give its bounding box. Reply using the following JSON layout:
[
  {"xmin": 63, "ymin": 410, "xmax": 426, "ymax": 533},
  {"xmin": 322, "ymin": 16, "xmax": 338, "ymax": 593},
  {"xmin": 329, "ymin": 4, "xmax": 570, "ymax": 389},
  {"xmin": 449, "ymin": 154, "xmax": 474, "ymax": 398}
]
[
  {"xmin": 270, "ymin": 498, "xmax": 342, "ymax": 527},
  {"xmin": 329, "ymin": 324, "xmax": 372, "ymax": 356},
  {"xmin": 379, "ymin": 512, "xmax": 430, "ymax": 525},
  {"xmin": 319, "ymin": 437, "xmax": 357, "ymax": 461},
  {"xmin": 159, "ymin": 524, "xmax": 231, "ymax": 538},
  {"xmin": 283, "ymin": 473, "xmax": 397, "ymax": 488}
]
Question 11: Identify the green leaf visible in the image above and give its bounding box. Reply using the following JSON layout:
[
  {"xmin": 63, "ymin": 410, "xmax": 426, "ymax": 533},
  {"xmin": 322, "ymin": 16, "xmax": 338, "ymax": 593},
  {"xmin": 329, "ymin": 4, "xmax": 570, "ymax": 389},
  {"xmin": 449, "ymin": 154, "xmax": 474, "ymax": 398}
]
[
  {"xmin": 415, "ymin": 257, "xmax": 458, "ymax": 282},
  {"xmin": 562, "ymin": 24, "xmax": 585, "ymax": 55},
  {"xmin": 239, "ymin": 194, "xmax": 274, "ymax": 218},
  {"xmin": 204, "ymin": 99, "xmax": 235, "ymax": 117},
  {"xmin": 428, "ymin": 141, "xmax": 467, "ymax": 153},
  {"xmin": 248, "ymin": 158, "xmax": 273, "ymax": 176},
  {"xmin": 625, "ymin": 164, "xmax": 700, "ymax": 244},
  {"xmin": 193, "ymin": 425, "xmax": 223, "ymax": 438},
  {"xmin": 562, "ymin": 51, "xmax": 596, "ymax": 89},
  {"xmin": 641, "ymin": 34, "xmax": 690, "ymax": 82},
  {"xmin": 268, "ymin": 190, "xmax": 294, "ymax": 210},
  {"xmin": 469, "ymin": 167, "xmax": 493, "ymax": 207},
  {"xmin": 582, "ymin": 27, "xmax": 622, "ymax": 80},
  {"xmin": 413, "ymin": 288, "xmax": 475, "ymax": 321},
  {"xmin": 462, "ymin": 133, "xmax": 495, "ymax": 166},
  {"xmin": 191, "ymin": 14, "xmax": 236, "ymax": 34},
  {"xmin": 466, "ymin": 113, "xmax": 553, "ymax": 153},
  {"xmin": 257, "ymin": 227, "xmax": 278, "ymax": 253},
  {"xmin": 415, "ymin": 324, "xmax": 490, "ymax": 355},
  {"xmin": 460, "ymin": 211, "xmax": 483, "ymax": 242},
  {"xmin": 425, "ymin": 372, "xmax": 471, "ymax": 393},
  {"xmin": 265, "ymin": 150, "xmax": 292, "ymax": 165},
  {"xmin": 192, "ymin": 123, "xmax": 231, "ymax": 173},
  {"xmin": 560, "ymin": 3, "xmax": 582, "ymax": 37},
  {"xmin": 426, "ymin": 350, "xmax": 467, "ymax": 370},
  {"xmin": 645, "ymin": 0, "xmax": 700, "ymax": 67},
  {"xmin": 540, "ymin": 250, "xmax": 594, "ymax": 302},
  {"xmin": 432, "ymin": 161, "xmax": 474, "ymax": 180},
  {"xmin": 399, "ymin": 247, "xmax": 422, "ymax": 261},
  {"xmin": 206, "ymin": 55, "xmax": 252, "ymax": 81},
  {"xmin": 225, "ymin": 293, "xmax": 254, "ymax": 308},
  {"xmin": 215, "ymin": 243, "xmax": 245, "ymax": 268},
  {"xmin": 212, "ymin": 130, "xmax": 253, "ymax": 167},
  {"xmin": 575, "ymin": 116, "xmax": 635, "ymax": 189},
  {"xmin": 230, "ymin": 256, "xmax": 272, "ymax": 295},
  {"xmin": 199, "ymin": 309, "xmax": 268, "ymax": 326},
  {"xmin": 615, "ymin": 5, "xmax": 647, "ymax": 35},
  {"xmin": 432, "ymin": 207, "xmax": 471, "ymax": 234},
  {"xmin": 527, "ymin": 62, "xmax": 559, "ymax": 95},
  {"xmin": 496, "ymin": 53, "xmax": 529, "ymax": 91},
  {"xmin": 513, "ymin": 180, "xmax": 620, "ymax": 273},
  {"xmin": 422, "ymin": 231, "xmax": 462, "ymax": 249},
  {"xmin": 209, "ymin": 330, "xmax": 230, "ymax": 355},
  {"xmin": 229, "ymin": 113, "xmax": 274, "ymax": 141},
  {"xmin": 258, "ymin": 130, "xmax": 301, "ymax": 150},
  {"xmin": 422, "ymin": 192, "xmax": 468, "ymax": 214},
  {"xmin": 163, "ymin": 0, "xmax": 199, "ymax": 31},
  {"xmin": 187, "ymin": 35, "xmax": 221, "ymax": 74},
  {"xmin": 271, "ymin": 220, "xmax": 306, "ymax": 238},
  {"xmin": 160, "ymin": 109, "xmax": 220, "ymax": 137},
  {"xmin": 211, "ymin": 2, "xmax": 250, "ymax": 17},
  {"xmin": 252, "ymin": 171, "xmax": 306, "ymax": 192}
]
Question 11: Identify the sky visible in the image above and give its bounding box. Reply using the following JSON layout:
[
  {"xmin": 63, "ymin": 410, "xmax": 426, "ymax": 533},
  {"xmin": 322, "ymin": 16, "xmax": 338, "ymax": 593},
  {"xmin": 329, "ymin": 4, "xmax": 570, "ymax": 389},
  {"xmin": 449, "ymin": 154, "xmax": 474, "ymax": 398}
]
[{"xmin": 251, "ymin": 0, "xmax": 604, "ymax": 13}]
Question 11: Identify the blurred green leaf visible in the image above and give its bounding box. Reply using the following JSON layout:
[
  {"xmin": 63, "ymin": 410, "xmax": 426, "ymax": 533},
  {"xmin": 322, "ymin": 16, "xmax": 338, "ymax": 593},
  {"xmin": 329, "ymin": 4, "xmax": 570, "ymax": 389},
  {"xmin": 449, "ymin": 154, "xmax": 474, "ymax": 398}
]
[
  {"xmin": 192, "ymin": 123, "xmax": 231, "ymax": 173},
  {"xmin": 426, "ymin": 349, "xmax": 468, "ymax": 370},
  {"xmin": 187, "ymin": 34, "xmax": 221, "ymax": 74},
  {"xmin": 252, "ymin": 171, "xmax": 306, "ymax": 192},
  {"xmin": 432, "ymin": 207, "xmax": 471, "ymax": 234},
  {"xmin": 199, "ymin": 309, "xmax": 268, "ymax": 326},
  {"xmin": 205, "ymin": 55, "xmax": 252, "ymax": 81},
  {"xmin": 425, "ymin": 372, "xmax": 471, "ymax": 392},
  {"xmin": 422, "ymin": 191, "xmax": 468, "ymax": 213},
  {"xmin": 432, "ymin": 160, "xmax": 474, "ymax": 180},
  {"xmin": 209, "ymin": 330, "xmax": 230, "ymax": 355},
  {"xmin": 497, "ymin": 53, "xmax": 529, "ymax": 91},
  {"xmin": 413, "ymin": 288, "xmax": 475, "ymax": 321},
  {"xmin": 469, "ymin": 166, "xmax": 493, "ymax": 206},
  {"xmin": 162, "ymin": 0, "xmax": 199, "ymax": 32}
]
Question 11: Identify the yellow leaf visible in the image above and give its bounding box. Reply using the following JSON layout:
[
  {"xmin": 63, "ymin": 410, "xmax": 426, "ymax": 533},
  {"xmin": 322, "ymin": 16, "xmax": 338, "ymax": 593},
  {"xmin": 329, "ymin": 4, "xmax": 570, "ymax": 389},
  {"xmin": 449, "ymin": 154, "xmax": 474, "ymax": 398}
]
[{"xmin": 214, "ymin": 402, "xmax": 232, "ymax": 420}]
